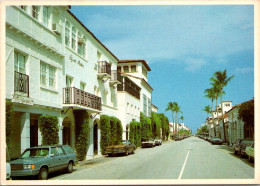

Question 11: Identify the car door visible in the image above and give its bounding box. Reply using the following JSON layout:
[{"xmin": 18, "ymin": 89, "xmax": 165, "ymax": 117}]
[
  {"xmin": 57, "ymin": 146, "xmax": 68, "ymax": 169},
  {"xmin": 49, "ymin": 147, "xmax": 60, "ymax": 172}
]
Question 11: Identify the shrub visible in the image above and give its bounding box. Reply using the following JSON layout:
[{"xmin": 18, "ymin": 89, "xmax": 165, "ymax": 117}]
[
  {"xmin": 38, "ymin": 115, "xmax": 59, "ymax": 145},
  {"xmin": 74, "ymin": 110, "xmax": 89, "ymax": 161},
  {"xmin": 140, "ymin": 112, "xmax": 152, "ymax": 141},
  {"xmin": 109, "ymin": 116, "xmax": 118, "ymax": 145},
  {"xmin": 151, "ymin": 112, "xmax": 161, "ymax": 138},
  {"xmin": 6, "ymin": 100, "xmax": 14, "ymax": 152},
  {"xmin": 129, "ymin": 121, "xmax": 142, "ymax": 147},
  {"xmin": 100, "ymin": 115, "xmax": 111, "ymax": 154},
  {"xmin": 116, "ymin": 119, "xmax": 123, "ymax": 144}
]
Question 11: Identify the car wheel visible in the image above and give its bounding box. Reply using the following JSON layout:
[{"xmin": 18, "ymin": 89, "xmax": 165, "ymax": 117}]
[
  {"xmin": 38, "ymin": 167, "xmax": 48, "ymax": 180},
  {"xmin": 67, "ymin": 161, "xmax": 73, "ymax": 173},
  {"xmin": 234, "ymin": 150, "xmax": 237, "ymax": 155}
]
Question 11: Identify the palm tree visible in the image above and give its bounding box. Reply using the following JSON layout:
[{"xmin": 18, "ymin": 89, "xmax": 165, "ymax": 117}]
[
  {"xmin": 211, "ymin": 82, "xmax": 221, "ymax": 138},
  {"xmin": 203, "ymin": 105, "xmax": 211, "ymax": 118},
  {"xmin": 210, "ymin": 69, "xmax": 234, "ymax": 142},
  {"xmin": 175, "ymin": 103, "xmax": 182, "ymax": 135},
  {"xmin": 165, "ymin": 102, "xmax": 177, "ymax": 132},
  {"xmin": 204, "ymin": 87, "xmax": 216, "ymax": 136},
  {"xmin": 180, "ymin": 116, "xmax": 184, "ymax": 124}
]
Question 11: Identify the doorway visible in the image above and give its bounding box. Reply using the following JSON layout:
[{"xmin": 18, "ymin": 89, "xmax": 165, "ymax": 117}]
[{"xmin": 62, "ymin": 117, "xmax": 71, "ymax": 146}]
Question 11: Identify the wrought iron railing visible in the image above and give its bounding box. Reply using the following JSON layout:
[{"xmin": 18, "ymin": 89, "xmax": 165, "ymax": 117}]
[
  {"xmin": 14, "ymin": 71, "xmax": 29, "ymax": 97},
  {"xmin": 63, "ymin": 87, "xmax": 102, "ymax": 111},
  {"xmin": 98, "ymin": 61, "xmax": 111, "ymax": 75},
  {"xmin": 117, "ymin": 75, "xmax": 140, "ymax": 99}
]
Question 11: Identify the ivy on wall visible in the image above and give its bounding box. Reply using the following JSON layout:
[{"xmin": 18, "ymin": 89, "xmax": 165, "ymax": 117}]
[
  {"xmin": 6, "ymin": 100, "xmax": 14, "ymax": 153},
  {"xmin": 74, "ymin": 110, "xmax": 90, "ymax": 161},
  {"xmin": 38, "ymin": 115, "xmax": 59, "ymax": 145}
]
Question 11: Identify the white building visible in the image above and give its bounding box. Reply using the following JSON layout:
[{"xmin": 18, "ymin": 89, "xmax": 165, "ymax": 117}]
[
  {"xmin": 6, "ymin": 5, "xmax": 119, "ymax": 159},
  {"xmin": 117, "ymin": 59, "xmax": 153, "ymax": 140},
  {"xmin": 152, "ymin": 104, "xmax": 158, "ymax": 113}
]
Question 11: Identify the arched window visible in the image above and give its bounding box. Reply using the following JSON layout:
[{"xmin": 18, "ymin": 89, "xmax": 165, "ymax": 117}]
[
  {"xmin": 72, "ymin": 27, "xmax": 76, "ymax": 51},
  {"xmin": 65, "ymin": 21, "xmax": 70, "ymax": 47}
]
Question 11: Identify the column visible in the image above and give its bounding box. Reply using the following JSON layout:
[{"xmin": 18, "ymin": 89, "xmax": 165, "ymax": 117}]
[
  {"xmin": 97, "ymin": 129, "xmax": 101, "ymax": 155},
  {"xmin": 87, "ymin": 118, "xmax": 94, "ymax": 159},
  {"xmin": 20, "ymin": 112, "xmax": 30, "ymax": 153}
]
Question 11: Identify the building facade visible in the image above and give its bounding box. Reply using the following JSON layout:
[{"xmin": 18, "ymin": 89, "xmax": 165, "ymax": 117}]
[
  {"xmin": 117, "ymin": 60, "xmax": 153, "ymax": 140},
  {"xmin": 6, "ymin": 5, "xmax": 119, "ymax": 159}
]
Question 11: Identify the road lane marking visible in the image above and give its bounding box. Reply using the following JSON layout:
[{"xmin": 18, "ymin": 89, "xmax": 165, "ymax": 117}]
[{"xmin": 178, "ymin": 144, "xmax": 191, "ymax": 180}]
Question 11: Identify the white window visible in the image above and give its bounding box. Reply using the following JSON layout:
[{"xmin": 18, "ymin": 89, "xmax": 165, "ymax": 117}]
[
  {"xmin": 66, "ymin": 76, "xmax": 73, "ymax": 87},
  {"xmin": 65, "ymin": 21, "xmax": 70, "ymax": 47},
  {"xmin": 40, "ymin": 63, "xmax": 47, "ymax": 86},
  {"xmin": 83, "ymin": 36, "xmax": 86, "ymax": 58},
  {"xmin": 77, "ymin": 32, "xmax": 84, "ymax": 56},
  {"xmin": 14, "ymin": 51, "xmax": 26, "ymax": 74},
  {"xmin": 72, "ymin": 27, "xmax": 76, "ymax": 51},
  {"xmin": 40, "ymin": 62, "xmax": 56, "ymax": 88},
  {"xmin": 42, "ymin": 6, "xmax": 50, "ymax": 28},
  {"xmin": 32, "ymin": 6, "xmax": 40, "ymax": 20},
  {"xmin": 80, "ymin": 82, "xmax": 86, "ymax": 91}
]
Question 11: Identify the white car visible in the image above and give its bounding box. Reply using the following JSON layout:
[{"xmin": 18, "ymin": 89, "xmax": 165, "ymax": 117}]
[
  {"xmin": 6, "ymin": 147, "xmax": 11, "ymax": 180},
  {"xmin": 154, "ymin": 138, "xmax": 162, "ymax": 146}
]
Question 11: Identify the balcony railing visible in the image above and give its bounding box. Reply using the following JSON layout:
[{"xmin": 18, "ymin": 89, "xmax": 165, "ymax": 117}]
[
  {"xmin": 98, "ymin": 61, "xmax": 111, "ymax": 76},
  {"xmin": 63, "ymin": 87, "xmax": 102, "ymax": 111},
  {"xmin": 14, "ymin": 71, "xmax": 29, "ymax": 97},
  {"xmin": 117, "ymin": 75, "xmax": 140, "ymax": 99}
]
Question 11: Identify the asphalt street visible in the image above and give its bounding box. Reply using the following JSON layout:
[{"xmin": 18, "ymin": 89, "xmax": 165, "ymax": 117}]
[{"xmin": 49, "ymin": 136, "xmax": 254, "ymax": 180}]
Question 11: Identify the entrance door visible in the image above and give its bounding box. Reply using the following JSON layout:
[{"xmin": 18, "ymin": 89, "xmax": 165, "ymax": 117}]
[
  {"xmin": 30, "ymin": 118, "xmax": 38, "ymax": 147},
  {"xmin": 94, "ymin": 123, "xmax": 98, "ymax": 155},
  {"xmin": 62, "ymin": 117, "xmax": 71, "ymax": 146}
]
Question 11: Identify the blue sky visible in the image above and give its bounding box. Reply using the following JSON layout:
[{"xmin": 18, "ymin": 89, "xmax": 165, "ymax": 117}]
[{"xmin": 71, "ymin": 5, "xmax": 254, "ymax": 133}]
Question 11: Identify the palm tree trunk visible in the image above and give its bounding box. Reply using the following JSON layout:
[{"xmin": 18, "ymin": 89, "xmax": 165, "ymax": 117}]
[
  {"xmin": 211, "ymin": 99, "xmax": 215, "ymax": 137},
  {"xmin": 172, "ymin": 111, "xmax": 174, "ymax": 132},
  {"xmin": 221, "ymin": 90, "xmax": 227, "ymax": 142}
]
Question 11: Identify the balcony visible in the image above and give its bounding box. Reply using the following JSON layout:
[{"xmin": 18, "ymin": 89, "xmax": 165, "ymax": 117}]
[
  {"xmin": 97, "ymin": 61, "xmax": 111, "ymax": 81},
  {"xmin": 14, "ymin": 71, "xmax": 29, "ymax": 97},
  {"xmin": 109, "ymin": 70, "xmax": 121, "ymax": 86},
  {"xmin": 63, "ymin": 87, "xmax": 102, "ymax": 112},
  {"xmin": 117, "ymin": 75, "xmax": 141, "ymax": 99}
]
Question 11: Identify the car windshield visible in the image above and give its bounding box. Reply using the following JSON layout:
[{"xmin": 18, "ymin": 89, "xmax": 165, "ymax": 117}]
[
  {"xmin": 241, "ymin": 140, "xmax": 253, "ymax": 145},
  {"xmin": 212, "ymin": 138, "xmax": 220, "ymax": 140},
  {"xmin": 20, "ymin": 148, "xmax": 49, "ymax": 158}
]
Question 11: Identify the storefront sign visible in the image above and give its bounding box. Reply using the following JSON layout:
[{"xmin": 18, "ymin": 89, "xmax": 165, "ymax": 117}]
[{"xmin": 69, "ymin": 55, "xmax": 84, "ymax": 68}]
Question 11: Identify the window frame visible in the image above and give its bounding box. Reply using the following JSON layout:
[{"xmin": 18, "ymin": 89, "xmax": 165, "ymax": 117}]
[
  {"xmin": 71, "ymin": 27, "xmax": 76, "ymax": 51},
  {"xmin": 14, "ymin": 51, "xmax": 26, "ymax": 74},
  {"xmin": 40, "ymin": 62, "xmax": 57, "ymax": 89},
  {"xmin": 32, "ymin": 6, "xmax": 40, "ymax": 20},
  {"xmin": 123, "ymin": 66, "xmax": 129, "ymax": 73},
  {"xmin": 65, "ymin": 21, "xmax": 71, "ymax": 47}
]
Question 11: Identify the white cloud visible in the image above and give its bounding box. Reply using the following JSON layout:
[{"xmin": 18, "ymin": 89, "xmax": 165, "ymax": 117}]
[
  {"xmin": 183, "ymin": 58, "xmax": 207, "ymax": 72},
  {"xmin": 235, "ymin": 67, "xmax": 254, "ymax": 73}
]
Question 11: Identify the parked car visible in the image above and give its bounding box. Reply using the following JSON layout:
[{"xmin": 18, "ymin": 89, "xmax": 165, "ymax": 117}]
[
  {"xmin": 245, "ymin": 143, "xmax": 254, "ymax": 162},
  {"xmin": 105, "ymin": 140, "xmax": 136, "ymax": 156},
  {"xmin": 233, "ymin": 139, "xmax": 254, "ymax": 157},
  {"xmin": 210, "ymin": 137, "xmax": 223, "ymax": 145},
  {"xmin": 154, "ymin": 138, "xmax": 162, "ymax": 146},
  {"xmin": 245, "ymin": 142, "xmax": 254, "ymax": 162},
  {"xmin": 10, "ymin": 145, "xmax": 78, "ymax": 180},
  {"xmin": 6, "ymin": 147, "xmax": 11, "ymax": 180},
  {"xmin": 141, "ymin": 139, "xmax": 155, "ymax": 148}
]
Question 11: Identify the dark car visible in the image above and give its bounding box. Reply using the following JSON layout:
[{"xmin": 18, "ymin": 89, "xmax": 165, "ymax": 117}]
[
  {"xmin": 141, "ymin": 139, "xmax": 155, "ymax": 148},
  {"xmin": 233, "ymin": 139, "xmax": 254, "ymax": 157},
  {"xmin": 10, "ymin": 145, "xmax": 78, "ymax": 180},
  {"xmin": 105, "ymin": 140, "xmax": 136, "ymax": 156},
  {"xmin": 211, "ymin": 137, "xmax": 223, "ymax": 145}
]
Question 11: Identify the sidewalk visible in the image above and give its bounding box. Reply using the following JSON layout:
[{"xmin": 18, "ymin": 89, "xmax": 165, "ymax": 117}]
[{"xmin": 75, "ymin": 155, "xmax": 105, "ymax": 168}]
